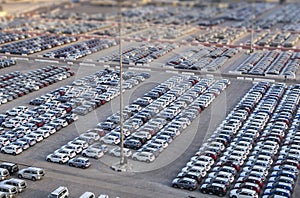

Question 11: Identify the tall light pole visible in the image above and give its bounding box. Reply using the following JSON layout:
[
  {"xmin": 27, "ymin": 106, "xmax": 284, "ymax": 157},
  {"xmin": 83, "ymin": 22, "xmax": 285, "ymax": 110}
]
[
  {"xmin": 118, "ymin": 0, "xmax": 125, "ymax": 166},
  {"xmin": 250, "ymin": 0, "xmax": 254, "ymax": 54}
]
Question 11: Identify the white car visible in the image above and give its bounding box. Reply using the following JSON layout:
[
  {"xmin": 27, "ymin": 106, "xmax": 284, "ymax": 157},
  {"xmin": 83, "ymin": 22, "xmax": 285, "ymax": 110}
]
[
  {"xmin": 240, "ymin": 166, "xmax": 268, "ymax": 178},
  {"xmin": 50, "ymin": 119, "xmax": 68, "ymax": 128},
  {"xmin": 0, "ymin": 137, "xmax": 10, "ymax": 147},
  {"xmin": 37, "ymin": 126, "xmax": 56, "ymax": 135},
  {"xmin": 46, "ymin": 153, "xmax": 69, "ymax": 164},
  {"xmin": 82, "ymin": 148, "xmax": 104, "ymax": 159},
  {"xmin": 186, "ymin": 160, "xmax": 211, "ymax": 171},
  {"xmin": 2, "ymin": 120, "xmax": 20, "ymax": 128},
  {"xmin": 207, "ymin": 171, "xmax": 234, "ymax": 183},
  {"xmin": 24, "ymin": 133, "xmax": 43, "ymax": 142},
  {"xmin": 13, "ymin": 126, "xmax": 31, "ymax": 135},
  {"xmin": 68, "ymin": 139, "xmax": 88, "ymax": 150},
  {"xmin": 132, "ymin": 131, "xmax": 152, "ymax": 140},
  {"xmin": 100, "ymin": 135, "xmax": 120, "ymax": 145},
  {"xmin": 1, "ymin": 145, "xmax": 23, "ymax": 155},
  {"xmin": 190, "ymin": 155, "xmax": 214, "ymax": 166},
  {"xmin": 17, "ymin": 167, "xmax": 45, "ymax": 181},
  {"xmin": 180, "ymin": 166, "xmax": 207, "ymax": 177},
  {"xmin": 80, "ymin": 132, "xmax": 100, "ymax": 142},
  {"xmin": 150, "ymin": 139, "xmax": 168, "ymax": 149},
  {"xmin": 125, "ymin": 104, "xmax": 142, "ymax": 112},
  {"xmin": 109, "ymin": 147, "xmax": 132, "ymax": 157},
  {"xmin": 230, "ymin": 188, "xmax": 258, "ymax": 198},
  {"xmin": 6, "ymin": 108, "xmax": 22, "ymax": 116},
  {"xmin": 54, "ymin": 148, "xmax": 76, "ymax": 159},
  {"xmin": 132, "ymin": 152, "xmax": 155, "ymax": 163},
  {"xmin": 61, "ymin": 144, "xmax": 83, "ymax": 154},
  {"xmin": 31, "ymin": 130, "xmax": 50, "ymax": 138}
]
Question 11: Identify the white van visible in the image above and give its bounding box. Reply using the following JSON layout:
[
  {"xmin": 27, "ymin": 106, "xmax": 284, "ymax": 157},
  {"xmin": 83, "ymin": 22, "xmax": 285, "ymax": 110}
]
[
  {"xmin": 79, "ymin": 192, "xmax": 96, "ymax": 198},
  {"xmin": 0, "ymin": 169, "xmax": 9, "ymax": 181},
  {"xmin": 0, "ymin": 184, "xmax": 17, "ymax": 198},
  {"xmin": 48, "ymin": 186, "xmax": 69, "ymax": 198},
  {"xmin": 1, "ymin": 178, "xmax": 27, "ymax": 193}
]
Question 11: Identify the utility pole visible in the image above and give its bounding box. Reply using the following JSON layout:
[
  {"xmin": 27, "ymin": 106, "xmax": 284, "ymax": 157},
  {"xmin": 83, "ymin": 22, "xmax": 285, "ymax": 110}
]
[
  {"xmin": 118, "ymin": 0, "xmax": 125, "ymax": 166},
  {"xmin": 250, "ymin": 0, "xmax": 254, "ymax": 54}
]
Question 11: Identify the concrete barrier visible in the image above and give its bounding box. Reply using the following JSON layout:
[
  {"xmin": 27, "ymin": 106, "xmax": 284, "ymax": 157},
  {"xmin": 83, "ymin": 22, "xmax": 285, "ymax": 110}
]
[
  {"xmin": 253, "ymin": 78, "xmax": 275, "ymax": 83},
  {"xmin": 79, "ymin": 63, "xmax": 95, "ymax": 67},
  {"xmin": 12, "ymin": 57, "xmax": 29, "ymax": 61},
  {"xmin": 166, "ymin": 70, "xmax": 179, "ymax": 74},
  {"xmin": 128, "ymin": 67, "xmax": 151, "ymax": 72},
  {"xmin": 229, "ymin": 71, "xmax": 242, "ymax": 75},
  {"xmin": 206, "ymin": 74, "xmax": 214, "ymax": 78},
  {"xmin": 35, "ymin": 59, "xmax": 59, "ymax": 63},
  {"xmin": 181, "ymin": 72, "xmax": 195, "ymax": 76}
]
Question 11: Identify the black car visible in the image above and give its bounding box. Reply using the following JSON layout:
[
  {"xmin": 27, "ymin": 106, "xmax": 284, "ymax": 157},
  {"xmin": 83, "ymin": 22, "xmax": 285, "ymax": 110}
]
[
  {"xmin": 0, "ymin": 162, "xmax": 19, "ymax": 175},
  {"xmin": 200, "ymin": 183, "xmax": 227, "ymax": 196},
  {"xmin": 124, "ymin": 138, "xmax": 142, "ymax": 150},
  {"xmin": 172, "ymin": 177, "xmax": 198, "ymax": 191}
]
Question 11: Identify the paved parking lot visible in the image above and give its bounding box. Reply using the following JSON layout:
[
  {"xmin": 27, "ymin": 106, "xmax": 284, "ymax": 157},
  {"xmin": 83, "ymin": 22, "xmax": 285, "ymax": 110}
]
[{"xmin": 0, "ymin": 59, "xmax": 253, "ymax": 197}]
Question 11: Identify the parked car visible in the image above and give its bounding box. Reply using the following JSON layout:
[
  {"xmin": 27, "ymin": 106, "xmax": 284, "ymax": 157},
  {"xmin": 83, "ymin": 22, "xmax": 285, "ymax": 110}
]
[
  {"xmin": 171, "ymin": 177, "xmax": 198, "ymax": 191},
  {"xmin": 0, "ymin": 162, "xmax": 19, "ymax": 175},
  {"xmin": 82, "ymin": 148, "xmax": 104, "ymax": 159},
  {"xmin": 46, "ymin": 153, "xmax": 69, "ymax": 164},
  {"xmin": 1, "ymin": 145, "xmax": 22, "ymax": 155},
  {"xmin": 18, "ymin": 167, "xmax": 45, "ymax": 181},
  {"xmin": 132, "ymin": 152, "xmax": 155, "ymax": 163},
  {"xmin": 109, "ymin": 147, "xmax": 132, "ymax": 157},
  {"xmin": 68, "ymin": 157, "xmax": 91, "ymax": 169}
]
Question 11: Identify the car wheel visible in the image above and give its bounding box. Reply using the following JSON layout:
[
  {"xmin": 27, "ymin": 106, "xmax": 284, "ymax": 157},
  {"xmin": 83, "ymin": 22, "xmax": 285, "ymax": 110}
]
[
  {"xmin": 219, "ymin": 193, "xmax": 224, "ymax": 197},
  {"xmin": 59, "ymin": 161, "xmax": 63, "ymax": 164},
  {"xmin": 133, "ymin": 157, "xmax": 137, "ymax": 161},
  {"xmin": 83, "ymin": 153, "xmax": 87, "ymax": 157},
  {"xmin": 188, "ymin": 187, "xmax": 194, "ymax": 191},
  {"xmin": 13, "ymin": 152, "xmax": 16, "ymax": 156},
  {"xmin": 201, "ymin": 189, "xmax": 207, "ymax": 194},
  {"xmin": 32, "ymin": 177, "xmax": 36, "ymax": 181},
  {"xmin": 18, "ymin": 174, "xmax": 23, "ymax": 179},
  {"xmin": 46, "ymin": 158, "xmax": 51, "ymax": 162},
  {"xmin": 146, "ymin": 159, "xmax": 150, "ymax": 163},
  {"xmin": 69, "ymin": 163, "xmax": 73, "ymax": 167},
  {"xmin": 172, "ymin": 184, "xmax": 178, "ymax": 188},
  {"xmin": 231, "ymin": 196, "xmax": 237, "ymax": 198}
]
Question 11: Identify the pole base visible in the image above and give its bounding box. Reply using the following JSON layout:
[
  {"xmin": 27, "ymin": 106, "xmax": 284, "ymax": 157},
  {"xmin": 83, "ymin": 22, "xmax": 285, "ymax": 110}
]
[{"xmin": 110, "ymin": 162, "xmax": 132, "ymax": 172}]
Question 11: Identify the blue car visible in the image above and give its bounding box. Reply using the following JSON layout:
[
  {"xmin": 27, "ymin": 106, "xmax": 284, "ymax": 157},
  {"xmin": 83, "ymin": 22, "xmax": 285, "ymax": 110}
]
[
  {"xmin": 270, "ymin": 170, "xmax": 297, "ymax": 180},
  {"xmin": 266, "ymin": 182, "xmax": 293, "ymax": 193},
  {"xmin": 263, "ymin": 188, "xmax": 291, "ymax": 198}
]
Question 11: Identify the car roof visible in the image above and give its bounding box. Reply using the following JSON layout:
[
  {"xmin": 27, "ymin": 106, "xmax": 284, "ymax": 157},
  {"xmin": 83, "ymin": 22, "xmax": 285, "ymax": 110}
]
[{"xmin": 0, "ymin": 162, "xmax": 15, "ymax": 166}]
